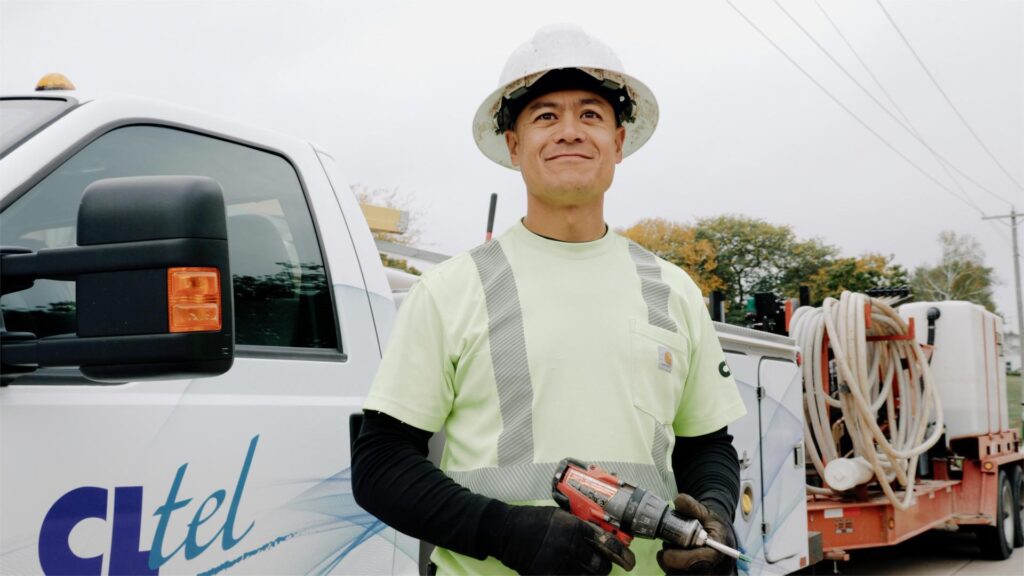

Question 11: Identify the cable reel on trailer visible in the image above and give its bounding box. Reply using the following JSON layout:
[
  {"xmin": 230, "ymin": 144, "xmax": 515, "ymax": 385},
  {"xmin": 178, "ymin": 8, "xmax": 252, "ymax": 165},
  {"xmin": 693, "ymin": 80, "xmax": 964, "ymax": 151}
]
[{"xmin": 791, "ymin": 291, "xmax": 944, "ymax": 510}]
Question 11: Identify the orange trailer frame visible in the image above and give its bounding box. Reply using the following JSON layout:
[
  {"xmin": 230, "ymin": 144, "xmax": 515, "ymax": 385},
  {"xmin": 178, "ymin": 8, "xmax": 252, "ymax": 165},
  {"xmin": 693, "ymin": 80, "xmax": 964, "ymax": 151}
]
[{"xmin": 806, "ymin": 430, "xmax": 1022, "ymax": 561}]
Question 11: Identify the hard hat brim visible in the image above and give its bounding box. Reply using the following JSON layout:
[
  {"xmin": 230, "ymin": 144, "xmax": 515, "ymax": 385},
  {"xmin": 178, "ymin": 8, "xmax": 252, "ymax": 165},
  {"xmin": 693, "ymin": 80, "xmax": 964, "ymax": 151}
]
[{"xmin": 472, "ymin": 67, "xmax": 659, "ymax": 170}]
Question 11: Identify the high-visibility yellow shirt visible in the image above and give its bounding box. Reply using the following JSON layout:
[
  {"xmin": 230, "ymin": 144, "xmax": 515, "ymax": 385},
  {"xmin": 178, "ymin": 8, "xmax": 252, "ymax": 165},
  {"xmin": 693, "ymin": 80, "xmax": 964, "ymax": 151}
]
[{"xmin": 365, "ymin": 221, "xmax": 746, "ymax": 575}]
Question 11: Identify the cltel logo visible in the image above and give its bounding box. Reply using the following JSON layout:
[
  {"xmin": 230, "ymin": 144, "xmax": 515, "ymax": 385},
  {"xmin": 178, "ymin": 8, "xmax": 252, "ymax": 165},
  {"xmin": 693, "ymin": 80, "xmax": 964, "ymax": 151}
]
[{"xmin": 38, "ymin": 436, "xmax": 259, "ymax": 575}]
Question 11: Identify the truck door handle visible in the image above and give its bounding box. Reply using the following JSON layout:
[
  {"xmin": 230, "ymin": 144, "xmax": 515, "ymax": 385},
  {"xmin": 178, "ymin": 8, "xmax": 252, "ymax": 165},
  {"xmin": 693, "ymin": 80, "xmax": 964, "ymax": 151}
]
[{"xmin": 739, "ymin": 450, "xmax": 751, "ymax": 470}]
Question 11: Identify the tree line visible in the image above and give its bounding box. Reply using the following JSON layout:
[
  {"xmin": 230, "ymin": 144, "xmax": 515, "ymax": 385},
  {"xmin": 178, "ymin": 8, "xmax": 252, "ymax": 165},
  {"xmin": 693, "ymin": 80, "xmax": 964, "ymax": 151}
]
[
  {"xmin": 620, "ymin": 215, "xmax": 996, "ymax": 323},
  {"xmin": 354, "ymin": 187, "xmax": 997, "ymax": 320}
]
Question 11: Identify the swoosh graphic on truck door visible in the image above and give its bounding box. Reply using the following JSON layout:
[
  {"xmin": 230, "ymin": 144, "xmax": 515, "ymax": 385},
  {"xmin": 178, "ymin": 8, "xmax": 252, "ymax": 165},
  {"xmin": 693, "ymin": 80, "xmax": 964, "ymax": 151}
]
[{"xmin": 199, "ymin": 467, "xmax": 386, "ymax": 576}]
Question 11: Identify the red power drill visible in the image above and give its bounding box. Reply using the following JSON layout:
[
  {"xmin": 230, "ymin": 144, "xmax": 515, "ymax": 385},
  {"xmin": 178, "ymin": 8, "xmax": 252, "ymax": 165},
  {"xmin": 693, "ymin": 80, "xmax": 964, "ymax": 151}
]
[{"xmin": 551, "ymin": 458, "xmax": 748, "ymax": 561}]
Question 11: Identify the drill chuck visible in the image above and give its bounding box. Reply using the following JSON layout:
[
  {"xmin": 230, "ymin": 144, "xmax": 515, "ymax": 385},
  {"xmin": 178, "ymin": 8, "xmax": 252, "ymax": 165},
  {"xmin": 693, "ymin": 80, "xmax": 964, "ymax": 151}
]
[
  {"xmin": 659, "ymin": 511, "xmax": 708, "ymax": 549},
  {"xmin": 609, "ymin": 483, "xmax": 706, "ymax": 548}
]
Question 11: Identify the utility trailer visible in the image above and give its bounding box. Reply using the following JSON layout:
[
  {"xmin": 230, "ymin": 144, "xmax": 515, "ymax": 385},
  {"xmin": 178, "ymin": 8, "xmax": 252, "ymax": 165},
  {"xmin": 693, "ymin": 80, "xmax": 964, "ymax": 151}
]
[
  {"xmin": 731, "ymin": 296, "xmax": 1022, "ymax": 575},
  {"xmin": 807, "ymin": 429, "xmax": 1021, "ymax": 562},
  {"xmin": 805, "ymin": 300, "xmax": 1022, "ymax": 565}
]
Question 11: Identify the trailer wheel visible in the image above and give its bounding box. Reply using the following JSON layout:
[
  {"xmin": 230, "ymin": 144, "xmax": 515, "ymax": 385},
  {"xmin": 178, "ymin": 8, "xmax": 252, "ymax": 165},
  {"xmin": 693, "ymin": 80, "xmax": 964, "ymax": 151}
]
[
  {"xmin": 977, "ymin": 470, "xmax": 1014, "ymax": 560},
  {"xmin": 1012, "ymin": 465, "xmax": 1023, "ymax": 548}
]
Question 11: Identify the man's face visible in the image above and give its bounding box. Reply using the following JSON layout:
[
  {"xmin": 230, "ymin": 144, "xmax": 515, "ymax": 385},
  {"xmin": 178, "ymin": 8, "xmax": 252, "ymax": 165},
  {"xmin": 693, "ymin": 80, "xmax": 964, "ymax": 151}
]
[{"xmin": 505, "ymin": 89, "xmax": 626, "ymax": 208}]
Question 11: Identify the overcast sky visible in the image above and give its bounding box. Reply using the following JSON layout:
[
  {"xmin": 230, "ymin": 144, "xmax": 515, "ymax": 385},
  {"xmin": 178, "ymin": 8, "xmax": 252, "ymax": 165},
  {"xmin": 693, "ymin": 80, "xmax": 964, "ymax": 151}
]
[{"xmin": 2, "ymin": 0, "xmax": 1022, "ymax": 324}]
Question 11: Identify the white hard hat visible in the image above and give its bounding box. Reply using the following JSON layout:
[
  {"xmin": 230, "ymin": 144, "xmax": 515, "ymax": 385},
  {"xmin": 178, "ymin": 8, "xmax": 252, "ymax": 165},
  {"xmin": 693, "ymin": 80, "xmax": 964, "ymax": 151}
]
[{"xmin": 473, "ymin": 24, "xmax": 659, "ymax": 170}]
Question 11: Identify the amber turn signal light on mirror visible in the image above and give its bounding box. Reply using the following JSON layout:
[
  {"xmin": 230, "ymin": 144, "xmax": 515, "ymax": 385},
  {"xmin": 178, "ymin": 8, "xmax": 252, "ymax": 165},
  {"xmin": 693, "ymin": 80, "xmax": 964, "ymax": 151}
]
[{"xmin": 168, "ymin": 267, "xmax": 221, "ymax": 333}]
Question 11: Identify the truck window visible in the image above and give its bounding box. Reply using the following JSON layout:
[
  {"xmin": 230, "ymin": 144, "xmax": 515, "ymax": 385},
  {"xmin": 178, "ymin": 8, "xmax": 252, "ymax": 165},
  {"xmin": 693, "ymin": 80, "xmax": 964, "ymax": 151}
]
[
  {"xmin": 0, "ymin": 97, "xmax": 76, "ymax": 157},
  {"xmin": 0, "ymin": 125, "xmax": 338, "ymax": 351}
]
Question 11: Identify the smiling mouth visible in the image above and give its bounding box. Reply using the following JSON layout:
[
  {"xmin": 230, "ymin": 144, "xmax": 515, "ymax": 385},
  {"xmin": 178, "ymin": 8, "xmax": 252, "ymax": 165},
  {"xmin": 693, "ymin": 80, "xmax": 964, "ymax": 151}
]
[{"xmin": 546, "ymin": 153, "xmax": 592, "ymax": 161}]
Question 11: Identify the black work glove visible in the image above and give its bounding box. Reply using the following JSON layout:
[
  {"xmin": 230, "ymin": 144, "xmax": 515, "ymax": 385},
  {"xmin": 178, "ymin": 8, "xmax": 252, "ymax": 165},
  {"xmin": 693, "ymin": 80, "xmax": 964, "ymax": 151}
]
[
  {"xmin": 657, "ymin": 494, "xmax": 737, "ymax": 575},
  {"xmin": 494, "ymin": 506, "xmax": 636, "ymax": 574}
]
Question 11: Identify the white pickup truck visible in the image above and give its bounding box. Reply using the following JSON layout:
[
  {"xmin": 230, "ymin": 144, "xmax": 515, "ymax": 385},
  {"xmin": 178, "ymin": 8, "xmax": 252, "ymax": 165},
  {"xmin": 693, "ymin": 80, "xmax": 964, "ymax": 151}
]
[
  {"xmin": 0, "ymin": 88, "xmax": 810, "ymax": 575},
  {"xmin": 0, "ymin": 89, "xmax": 420, "ymax": 575}
]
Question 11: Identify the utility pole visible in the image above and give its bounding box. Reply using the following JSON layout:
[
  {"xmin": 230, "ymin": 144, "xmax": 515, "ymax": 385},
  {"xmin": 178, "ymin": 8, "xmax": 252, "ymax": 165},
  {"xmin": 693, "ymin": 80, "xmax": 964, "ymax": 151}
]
[{"xmin": 983, "ymin": 207, "xmax": 1023, "ymax": 427}]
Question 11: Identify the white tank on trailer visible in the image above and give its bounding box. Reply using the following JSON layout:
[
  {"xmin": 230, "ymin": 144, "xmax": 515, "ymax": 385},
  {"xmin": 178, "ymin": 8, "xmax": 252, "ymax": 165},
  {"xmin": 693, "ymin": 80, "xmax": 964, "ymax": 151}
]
[{"xmin": 898, "ymin": 301, "xmax": 1009, "ymax": 441}]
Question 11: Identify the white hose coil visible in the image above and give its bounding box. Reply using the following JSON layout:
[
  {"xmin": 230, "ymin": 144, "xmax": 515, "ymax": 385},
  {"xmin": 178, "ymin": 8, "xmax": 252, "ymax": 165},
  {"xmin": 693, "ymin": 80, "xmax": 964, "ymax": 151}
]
[{"xmin": 792, "ymin": 291, "xmax": 943, "ymax": 510}]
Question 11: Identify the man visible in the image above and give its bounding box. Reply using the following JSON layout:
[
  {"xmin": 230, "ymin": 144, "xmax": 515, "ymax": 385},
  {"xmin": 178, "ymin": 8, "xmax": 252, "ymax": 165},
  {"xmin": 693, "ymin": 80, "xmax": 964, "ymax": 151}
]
[{"xmin": 353, "ymin": 24, "xmax": 746, "ymax": 575}]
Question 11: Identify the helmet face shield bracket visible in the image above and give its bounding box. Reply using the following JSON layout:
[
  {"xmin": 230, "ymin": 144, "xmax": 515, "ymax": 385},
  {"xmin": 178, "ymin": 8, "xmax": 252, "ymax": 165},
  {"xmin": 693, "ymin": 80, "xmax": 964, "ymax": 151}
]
[{"xmin": 494, "ymin": 68, "xmax": 637, "ymax": 134}]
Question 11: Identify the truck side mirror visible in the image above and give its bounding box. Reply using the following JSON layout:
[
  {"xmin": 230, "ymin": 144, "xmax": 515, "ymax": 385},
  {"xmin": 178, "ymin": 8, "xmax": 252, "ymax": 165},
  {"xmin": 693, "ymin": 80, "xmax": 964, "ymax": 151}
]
[{"xmin": 1, "ymin": 176, "xmax": 234, "ymax": 384}]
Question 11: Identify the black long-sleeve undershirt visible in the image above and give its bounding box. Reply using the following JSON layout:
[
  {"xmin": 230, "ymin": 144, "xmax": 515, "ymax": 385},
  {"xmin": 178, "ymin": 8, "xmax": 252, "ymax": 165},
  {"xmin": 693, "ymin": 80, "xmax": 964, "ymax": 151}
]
[
  {"xmin": 351, "ymin": 410, "xmax": 499, "ymax": 560},
  {"xmin": 671, "ymin": 427, "xmax": 740, "ymax": 523},
  {"xmin": 351, "ymin": 410, "xmax": 740, "ymax": 561}
]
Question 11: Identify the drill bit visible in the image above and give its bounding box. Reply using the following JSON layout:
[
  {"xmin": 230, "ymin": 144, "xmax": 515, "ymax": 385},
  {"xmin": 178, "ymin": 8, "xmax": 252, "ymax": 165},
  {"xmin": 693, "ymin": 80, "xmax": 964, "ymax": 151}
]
[{"xmin": 704, "ymin": 537, "xmax": 752, "ymax": 563}]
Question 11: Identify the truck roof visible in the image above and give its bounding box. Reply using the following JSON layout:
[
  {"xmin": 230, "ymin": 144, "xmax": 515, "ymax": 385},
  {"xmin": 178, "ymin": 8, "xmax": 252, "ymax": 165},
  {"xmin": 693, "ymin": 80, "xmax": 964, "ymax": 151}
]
[
  {"xmin": 5, "ymin": 89, "xmax": 314, "ymax": 145},
  {"xmin": 0, "ymin": 90, "xmax": 325, "ymax": 206}
]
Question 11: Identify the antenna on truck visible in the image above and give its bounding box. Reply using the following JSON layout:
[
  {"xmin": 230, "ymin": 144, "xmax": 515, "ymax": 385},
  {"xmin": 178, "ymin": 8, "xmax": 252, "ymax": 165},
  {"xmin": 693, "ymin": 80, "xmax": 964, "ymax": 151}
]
[{"xmin": 485, "ymin": 193, "xmax": 497, "ymax": 242}]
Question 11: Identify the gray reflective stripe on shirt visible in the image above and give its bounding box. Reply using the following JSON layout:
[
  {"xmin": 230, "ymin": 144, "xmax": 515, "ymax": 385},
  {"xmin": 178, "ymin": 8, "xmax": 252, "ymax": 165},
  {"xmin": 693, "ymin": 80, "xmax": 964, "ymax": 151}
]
[
  {"xmin": 629, "ymin": 241, "xmax": 678, "ymax": 494},
  {"xmin": 652, "ymin": 422, "xmax": 676, "ymax": 497},
  {"xmin": 447, "ymin": 461, "xmax": 676, "ymax": 503},
  {"xmin": 628, "ymin": 242, "xmax": 679, "ymax": 333},
  {"xmin": 470, "ymin": 240, "xmax": 534, "ymax": 466}
]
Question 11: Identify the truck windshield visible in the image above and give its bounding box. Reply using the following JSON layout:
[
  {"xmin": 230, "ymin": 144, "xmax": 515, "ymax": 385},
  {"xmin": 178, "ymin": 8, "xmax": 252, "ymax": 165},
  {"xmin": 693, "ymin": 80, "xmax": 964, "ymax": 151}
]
[{"xmin": 0, "ymin": 97, "xmax": 76, "ymax": 157}]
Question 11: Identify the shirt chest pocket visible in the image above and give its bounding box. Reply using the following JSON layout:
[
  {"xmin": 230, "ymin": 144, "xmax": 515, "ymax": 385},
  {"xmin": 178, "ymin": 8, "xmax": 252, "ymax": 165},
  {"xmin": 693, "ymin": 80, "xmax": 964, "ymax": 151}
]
[{"xmin": 630, "ymin": 319, "xmax": 689, "ymax": 425}]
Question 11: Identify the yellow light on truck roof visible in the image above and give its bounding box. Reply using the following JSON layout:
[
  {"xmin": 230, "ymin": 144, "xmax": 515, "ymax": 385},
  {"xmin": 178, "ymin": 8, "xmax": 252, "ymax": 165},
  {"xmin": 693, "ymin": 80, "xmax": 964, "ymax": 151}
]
[{"xmin": 35, "ymin": 73, "xmax": 75, "ymax": 91}]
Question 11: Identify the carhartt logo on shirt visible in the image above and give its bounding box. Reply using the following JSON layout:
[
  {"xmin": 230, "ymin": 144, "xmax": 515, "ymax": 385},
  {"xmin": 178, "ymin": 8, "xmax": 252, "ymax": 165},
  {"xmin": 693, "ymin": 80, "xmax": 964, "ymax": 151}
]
[{"xmin": 658, "ymin": 346, "xmax": 673, "ymax": 372}]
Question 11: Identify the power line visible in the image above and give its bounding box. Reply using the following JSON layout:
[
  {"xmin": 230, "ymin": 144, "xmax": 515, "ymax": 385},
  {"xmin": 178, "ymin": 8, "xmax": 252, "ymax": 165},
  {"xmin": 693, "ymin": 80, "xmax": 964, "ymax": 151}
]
[
  {"xmin": 987, "ymin": 221, "xmax": 1013, "ymax": 243},
  {"xmin": 773, "ymin": 0, "xmax": 1013, "ymax": 209},
  {"xmin": 724, "ymin": 0, "xmax": 987, "ymax": 217},
  {"xmin": 875, "ymin": 0, "xmax": 1024, "ymax": 196},
  {"xmin": 795, "ymin": 0, "xmax": 981, "ymax": 211},
  {"xmin": 812, "ymin": 0, "xmax": 993, "ymax": 214}
]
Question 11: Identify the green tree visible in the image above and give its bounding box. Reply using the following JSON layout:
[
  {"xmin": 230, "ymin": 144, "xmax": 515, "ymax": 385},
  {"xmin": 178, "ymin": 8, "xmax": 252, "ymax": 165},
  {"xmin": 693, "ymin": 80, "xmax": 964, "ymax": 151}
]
[
  {"xmin": 380, "ymin": 254, "xmax": 421, "ymax": 276},
  {"xmin": 807, "ymin": 253, "xmax": 909, "ymax": 305},
  {"xmin": 911, "ymin": 231, "xmax": 997, "ymax": 312},
  {"xmin": 693, "ymin": 215, "xmax": 837, "ymax": 321},
  {"xmin": 619, "ymin": 218, "xmax": 725, "ymax": 295},
  {"xmin": 776, "ymin": 238, "xmax": 841, "ymax": 298}
]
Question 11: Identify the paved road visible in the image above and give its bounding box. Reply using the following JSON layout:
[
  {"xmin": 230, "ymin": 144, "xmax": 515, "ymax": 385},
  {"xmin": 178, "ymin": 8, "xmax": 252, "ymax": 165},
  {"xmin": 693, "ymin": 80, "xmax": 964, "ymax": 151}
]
[{"xmin": 795, "ymin": 529, "xmax": 1023, "ymax": 575}]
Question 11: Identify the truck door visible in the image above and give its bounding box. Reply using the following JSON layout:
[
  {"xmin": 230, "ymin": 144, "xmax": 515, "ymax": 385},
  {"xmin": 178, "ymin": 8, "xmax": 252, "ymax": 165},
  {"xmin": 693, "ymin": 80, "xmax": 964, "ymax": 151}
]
[
  {"xmin": 0, "ymin": 125, "xmax": 394, "ymax": 574},
  {"xmin": 721, "ymin": 350, "xmax": 763, "ymax": 562},
  {"xmin": 757, "ymin": 357, "xmax": 808, "ymax": 569}
]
